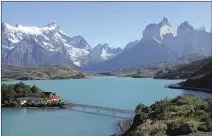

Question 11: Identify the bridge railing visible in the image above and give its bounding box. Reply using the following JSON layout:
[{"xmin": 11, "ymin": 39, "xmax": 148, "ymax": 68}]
[{"xmin": 64, "ymin": 101, "xmax": 135, "ymax": 115}]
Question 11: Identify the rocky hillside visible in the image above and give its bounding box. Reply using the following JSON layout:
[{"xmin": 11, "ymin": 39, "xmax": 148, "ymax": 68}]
[
  {"xmin": 113, "ymin": 94, "xmax": 212, "ymax": 136},
  {"xmin": 84, "ymin": 18, "xmax": 211, "ymax": 71},
  {"xmin": 2, "ymin": 22, "xmax": 122, "ymax": 67},
  {"xmin": 2, "ymin": 18, "xmax": 211, "ymax": 71},
  {"xmin": 123, "ymin": 40, "xmax": 139, "ymax": 51},
  {"xmin": 179, "ymin": 57, "xmax": 212, "ymax": 91},
  {"xmin": 155, "ymin": 57, "xmax": 211, "ymax": 79},
  {"xmin": 98, "ymin": 55, "xmax": 205, "ymax": 78},
  {"xmin": 2, "ymin": 22, "xmax": 92, "ymax": 67},
  {"xmin": 1, "ymin": 64, "xmax": 92, "ymax": 81},
  {"xmin": 84, "ymin": 39, "xmax": 177, "ymax": 71},
  {"xmin": 84, "ymin": 43, "xmax": 122, "ymax": 65},
  {"xmin": 173, "ymin": 22, "xmax": 211, "ymax": 57}
]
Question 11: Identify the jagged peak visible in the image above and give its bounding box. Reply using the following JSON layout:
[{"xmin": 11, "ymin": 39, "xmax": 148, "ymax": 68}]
[
  {"xmin": 102, "ymin": 43, "xmax": 109, "ymax": 47},
  {"xmin": 48, "ymin": 20, "xmax": 57, "ymax": 26},
  {"xmin": 95, "ymin": 43, "xmax": 109, "ymax": 49},
  {"xmin": 2, "ymin": 22, "xmax": 61, "ymax": 36},
  {"xmin": 144, "ymin": 17, "xmax": 172, "ymax": 32},
  {"xmin": 2, "ymin": 22, "xmax": 13, "ymax": 29},
  {"xmin": 47, "ymin": 20, "xmax": 59, "ymax": 29},
  {"xmin": 178, "ymin": 21, "xmax": 194, "ymax": 31},
  {"xmin": 1, "ymin": 22, "xmax": 6, "ymax": 26},
  {"xmin": 158, "ymin": 17, "xmax": 171, "ymax": 27},
  {"xmin": 143, "ymin": 17, "xmax": 173, "ymax": 40},
  {"xmin": 15, "ymin": 24, "xmax": 22, "ymax": 27},
  {"xmin": 72, "ymin": 35, "xmax": 87, "ymax": 41},
  {"xmin": 115, "ymin": 47, "xmax": 123, "ymax": 50},
  {"xmin": 69, "ymin": 35, "xmax": 91, "ymax": 49},
  {"xmin": 162, "ymin": 17, "xmax": 168, "ymax": 23},
  {"xmin": 1, "ymin": 22, "xmax": 7, "ymax": 30},
  {"xmin": 144, "ymin": 23, "xmax": 157, "ymax": 30},
  {"xmin": 197, "ymin": 26, "xmax": 206, "ymax": 32}
]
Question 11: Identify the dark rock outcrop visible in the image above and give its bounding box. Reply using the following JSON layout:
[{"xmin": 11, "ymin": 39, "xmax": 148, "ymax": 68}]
[{"xmin": 167, "ymin": 123, "xmax": 194, "ymax": 135}]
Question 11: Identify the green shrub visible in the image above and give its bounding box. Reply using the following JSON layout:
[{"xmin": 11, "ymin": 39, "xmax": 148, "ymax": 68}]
[{"xmin": 125, "ymin": 94, "xmax": 212, "ymax": 136}]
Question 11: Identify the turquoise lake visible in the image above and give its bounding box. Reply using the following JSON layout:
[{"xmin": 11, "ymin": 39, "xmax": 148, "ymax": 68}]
[{"xmin": 2, "ymin": 77, "xmax": 210, "ymax": 136}]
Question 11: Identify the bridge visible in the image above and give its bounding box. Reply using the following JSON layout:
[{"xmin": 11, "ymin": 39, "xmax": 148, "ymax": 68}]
[{"xmin": 64, "ymin": 101, "xmax": 135, "ymax": 115}]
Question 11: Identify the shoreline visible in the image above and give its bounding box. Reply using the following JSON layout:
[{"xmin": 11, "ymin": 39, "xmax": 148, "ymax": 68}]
[
  {"xmin": 2, "ymin": 75, "xmax": 188, "ymax": 81},
  {"xmin": 168, "ymin": 84, "xmax": 212, "ymax": 94},
  {"xmin": 1, "ymin": 76, "xmax": 94, "ymax": 81},
  {"xmin": 116, "ymin": 120, "xmax": 132, "ymax": 134},
  {"xmin": 2, "ymin": 106, "xmax": 67, "ymax": 109}
]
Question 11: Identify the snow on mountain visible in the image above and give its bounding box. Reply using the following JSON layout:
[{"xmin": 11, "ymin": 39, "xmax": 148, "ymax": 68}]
[
  {"xmin": 158, "ymin": 17, "xmax": 173, "ymax": 39},
  {"xmin": 2, "ymin": 18, "xmax": 211, "ymax": 70},
  {"xmin": 84, "ymin": 17, "xmax": 211, "ymax": 71},
  {"xmin": 2, "ymin": 22, "xmax": 91, "ymax": 67},
  {"xmin": 83, "ymin": 18, "xmax": 178, "ymax": 71},
  {"xmin": 84, "ymin": 43, "xmax": 123, "ymax": 65},
  {"xmin": 143, "ymin": 17, "xmax": 173, "ymax": 42},
  {"xmin": 83, "ymin": 39, "xmax": 177, "ymax": 71},
  {"xmin": 142, "ymin": 19, "xmax": 211, "ymax": 58}
]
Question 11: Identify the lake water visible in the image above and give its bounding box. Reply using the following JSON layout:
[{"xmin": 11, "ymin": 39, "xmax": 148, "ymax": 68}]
[{"xmin": 2, "ymin": 77, "xmax": 211, "ymax": 136}]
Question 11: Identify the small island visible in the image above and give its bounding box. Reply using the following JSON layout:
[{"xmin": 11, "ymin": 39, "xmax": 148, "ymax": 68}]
[{"xmin": 2, "ymin": 82, "xmax": 66, "ymax": 108}]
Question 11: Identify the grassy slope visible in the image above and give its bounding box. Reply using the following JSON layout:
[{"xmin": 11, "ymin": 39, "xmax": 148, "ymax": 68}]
[
  {"xmin": 113, "ymin": 57, "xmax": 212, "ymax": 136},
  {"xmin": 98, "ymin": 63, "xmax": 187, "ymax": 78},
  {"xmin": 155, "ymin": 57, "xmax": 212, "ymax": 79},
  {"xmin": 1, "ymin": 64, "xmax": 92, "ymax": 81},
  {"xmin": 98, "ymin": 68, "xmax": 155, "ymax": 78},
  {"xmin": 98, "ymin": 56, "xmax": 205, "ymax": 78},
  {"xmin": 113, "ymin": 94, "xmax": 212, "ymax": 136}
]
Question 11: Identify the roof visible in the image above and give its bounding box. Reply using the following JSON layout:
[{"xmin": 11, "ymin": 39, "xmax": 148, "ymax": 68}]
[{"xmin": 43, "ymin": 92, "xmax": 54, "ymax": 96}]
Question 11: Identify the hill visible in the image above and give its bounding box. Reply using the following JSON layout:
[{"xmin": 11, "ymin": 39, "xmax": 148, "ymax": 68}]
[
  {"xmin": 113, "ymin": 94, "xmax": 212, "ymax": 136},
  {"xmin": 171, "ymin": 57, "xmax": 212, "ymax": 92},
  {"xmin": 155, "ymin": 57, "xmax": 212, "ymax": 79},
  {"xmin": 1, "ymin": 64, "xmax": 92, "ymax": 81},
  {"xmin": 98, "ymin": 56, "xmax": 205, "ymax": 78}
]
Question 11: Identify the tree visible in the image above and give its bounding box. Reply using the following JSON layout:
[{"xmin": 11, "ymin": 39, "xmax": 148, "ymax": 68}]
[
  {"xmin": 135, "ymin": 104, "xmax": 149, "ymax": 114},
  {"xmin": 1, "ymin": 82, "xmax": 46, "ymax": 106},
  {"xmin": 2, "ymin": 85, "xmax": 16, "ymax": 101},
  {"xmin": 31, "ymin": 85, "xmax": 38, "ymax": 93}
]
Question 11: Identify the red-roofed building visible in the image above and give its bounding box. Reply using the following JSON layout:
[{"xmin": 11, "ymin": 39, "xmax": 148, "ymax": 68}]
[{"xmin": 43, "ymin": 92, "xmax": 60, "ymax": 102}]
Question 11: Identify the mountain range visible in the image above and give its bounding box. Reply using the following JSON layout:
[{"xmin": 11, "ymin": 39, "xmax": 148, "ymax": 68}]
[
  {"xmin": 2, "ymin": 21, "xmax": 121, "ymax": 67},
  {"xmin": 2, "ymin": 18, "xmax": 212, "ymax": 71}
]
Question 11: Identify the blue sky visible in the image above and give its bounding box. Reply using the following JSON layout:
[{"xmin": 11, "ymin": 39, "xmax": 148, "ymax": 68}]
[{"xmin": 2, "ymin": 2, "xmax": 211, "ymax": 48}]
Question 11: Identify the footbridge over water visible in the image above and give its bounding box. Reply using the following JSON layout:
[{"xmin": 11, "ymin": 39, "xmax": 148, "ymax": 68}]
[{"xmin": 64, "ymin": 101, "xmax": 135, "ymax": 115}]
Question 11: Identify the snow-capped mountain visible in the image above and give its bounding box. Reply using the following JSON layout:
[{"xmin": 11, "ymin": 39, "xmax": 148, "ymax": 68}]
[
  {"xmin": 143, "ymin": 17, "xmax": 173, "ymax": 42},
  {"xmin": 83, "ymin": 17, "xmax": 211, "ymax": 71},
  {"xmin": 2, "ymin": 18, "xmax": 211, "ymax": 70},
  {"xmin": 83, "ymin": 18, "xmax": 177, "ymax": 71},
  {"xmin": 142, "ymin": 18, "xmax": 211, "ymax": 58},
  {"xmin": 2, "ymin": 22, "xmax": 91, "ymax": 67},
  {"xmin": 84, "ymin": 43, "xmax": 122, "ymax": 65}
]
